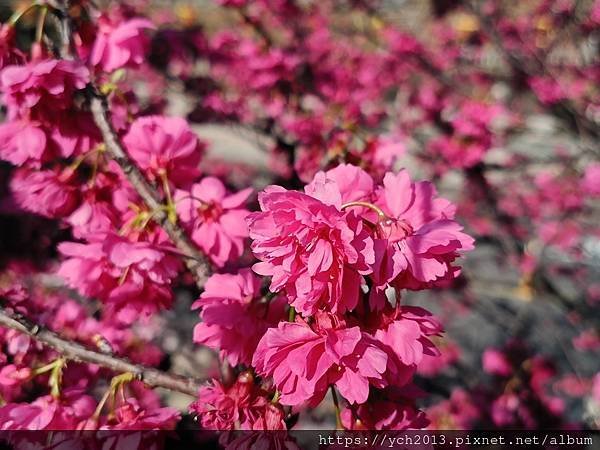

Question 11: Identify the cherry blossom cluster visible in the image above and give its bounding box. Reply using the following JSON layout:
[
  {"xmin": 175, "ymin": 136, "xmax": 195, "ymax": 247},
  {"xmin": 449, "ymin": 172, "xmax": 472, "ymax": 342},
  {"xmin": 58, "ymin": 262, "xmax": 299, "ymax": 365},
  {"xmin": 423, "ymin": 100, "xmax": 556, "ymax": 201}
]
[
  {"xmin": 426, "ymin": 340, "xmax": 593, "ymax": 429},
  {"xmin": 189, "ymin": 163, "xmax": 473, "ymax": 430},
  {"xmin": 0, "ymin": 264, "xmax": 178, "ymax": 430},
  {"xmin": 0, "ymin": 0, "xmax": 252, "ymax": 433},
  {"xmin": 149, "ymin": 0, "xmax": 599, "ymax": 291}
]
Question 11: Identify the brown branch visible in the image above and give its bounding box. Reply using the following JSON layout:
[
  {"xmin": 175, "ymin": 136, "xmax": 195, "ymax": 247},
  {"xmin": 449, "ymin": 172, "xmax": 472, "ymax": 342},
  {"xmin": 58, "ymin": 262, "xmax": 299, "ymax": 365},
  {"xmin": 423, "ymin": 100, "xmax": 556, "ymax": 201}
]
[
  {"xmin": 88, "ymin": 93, "xmax": 211, "ymax": 289},
  {"xmin": 55, "ymin": 0, "xmax": 212, "ymax": 289},
  {"xmin": 0, "ymin": 307, "xmax": 202, "ymax": 397}
]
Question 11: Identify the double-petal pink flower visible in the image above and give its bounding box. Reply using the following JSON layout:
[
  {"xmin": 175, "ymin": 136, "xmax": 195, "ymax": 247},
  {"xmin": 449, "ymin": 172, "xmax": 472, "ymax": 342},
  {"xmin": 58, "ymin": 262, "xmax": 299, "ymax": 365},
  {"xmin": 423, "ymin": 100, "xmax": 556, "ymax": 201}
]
[
  {"xmin": 247, "ymin": 185, "xmax": 374, "ymax": 315},
  {"xmin": 192, "ymin": 269, "xmax": 286, "ymax": 366},
  {"xmin": 372, "ymin": 170, "xmax": 475, "ymax": 292},
  {"xmin": 90, "ymin": 17, "xmax": 154, "ymax": 73},
  {"xmin": 123, "ymin": 116, "xmax": 204, "ymax": 188},
  {"xmin": 58, "ymin": 232, "xmax": 181, "ymax": 323},
  {"xmin": 190, "ymin": 374, "xmax": 285, "ymax": 431},
  {"xmin": 252, "ymin": 313, "xmax": 387, "ymax": 406},
  {"xmin": 0, "ymin": 59, "xmax": 89, "ymax": 120}
]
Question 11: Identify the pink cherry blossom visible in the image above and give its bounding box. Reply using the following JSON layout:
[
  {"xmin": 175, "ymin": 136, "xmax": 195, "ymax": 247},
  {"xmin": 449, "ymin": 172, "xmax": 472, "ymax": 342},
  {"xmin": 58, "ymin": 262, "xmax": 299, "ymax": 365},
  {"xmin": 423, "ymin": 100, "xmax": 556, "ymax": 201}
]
[
  {"xmin": 372, "ymin": 170, "xmax": 474, "ymax": 292},
  {"xmin": 2, "ymin": 0, "xmax": 596, "ymax": 433},
  {"xmin": 582, "ymin": 163, "xmax": 600, "ymax": 196},
  {"xmin": 304, "ymin": 163, "xmax": 375, "ymax": 208},
  {"xmin": 49, "ymin": 111, "xmax": 101, "ymax": 158},
  {"xmin": 90, "ymin": 17, "xmax": 155, "ymax": 73},
  {"xmin": 10, "ymin": 167, "xmax": 80, "ymax": 219},
  {"xmin": 123, "ymin": 116, "xmax": 204, "ymax": 187},
  {"xmin": 0, "ymin": 59, "xmax": 89, "ymax": 120},
  {"xmin": 192, "ymin": 269, "xmax": 286, "ymax": 366},
  {"xmin": 100, "ymin": 398, "xmax": 179, "ymax": 430},
  {"xmin": 482, "ymin": 349, "xmax": 513, "ymax": 376},
  {"xmin": 248, "ymin": 187, "xmax": 374, "ymax": 315},
  {"xmin": 303, "ymin": 165, "xmax": 473, "ymax": 307},
  {"xmin": 66, "ymin": 172, "xmax": 128, "ymax": 238},
  {"xmin": 0, "ymin": 365, "xmax": 31, "ymax": 403},
  {"xmin": 252, "ymin": 313, "xmax": 387, "ymax": 406},
  {"xmin": 0, "ymin": 389, "xmax": 95, "ymax": 430},
  {"xmin": 57, "ymin": 232, "xmax": 181, "ymax": 323},
  {"xmin": 190, "ymin": 373, "xmax": 285, "ymax": 430},
  {"xmin": 175, "ymin": 177, "xmax": 252, "ymax": 267},
  {"xmin": 0, "ymin": 365, "xmax": 31, "ymax": 388},
  {"xmin": 369, "ymin": 306, "xmax": 442, "ymax": 388},
  {"xmin": 340, "ymin": 387, "xmax": 429, "ymax": 430},
  {"xmin": 0, "ymin": 120, "xmax": 48, "ymax": 167}
]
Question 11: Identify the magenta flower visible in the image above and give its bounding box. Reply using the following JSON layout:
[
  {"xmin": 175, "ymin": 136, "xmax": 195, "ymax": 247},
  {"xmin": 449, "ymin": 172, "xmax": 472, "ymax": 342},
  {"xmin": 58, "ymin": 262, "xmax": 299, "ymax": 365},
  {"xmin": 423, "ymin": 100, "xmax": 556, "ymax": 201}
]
[
  {"xmin": 0, "ymin": 120, "xmax": 47, "ymax": 167},
  {"xmin": 100, "ymin": 399, "xmax": 179, "ymax": 430},
  {"xmin": 90, "ymin": 17, "xmax": 155, "ymax": 73},
  {"xmin": 372, "ymin": 170, "xmax": 474, "ymax": 293},
  {"xmin": 175, "ymin": 177, "xmax": 252, "ymax": 267},
  {"xmin": 58, "ymin": 232, "xmax": 181, "ymax": 323},
  {"xmin": 340, "ymin": 387, "xmax": 429, "ymax": 430},
  {"xmin": 0, "ymin": 365, "xmax": 30, "ymax": 388},
  {"xmin": 10, "ymin": 167, "xmax": 80, "ymax": 219},
  {"xmin": 192, "ymin": 269, "xmax": 286, "ymax": 366},
  {"xmin": 248, "ymin": 187, "xmax": 374, "ymax": 315},
  {"xmin": 0, "ymin": 389, "xmax": 95, "ymax": 430},
  {"xmin": 482, "ymin": 348, "xmax": 513, "ymax": 377},
  {"xmin": 0, "ymin": 114, "xmax": 99, "ymax": 168},
  {"xmin": 252, "ymin": 313, "xmax": 387, "ymax": 406},
  {"xmin": 49, "ymin": 110, "xmax": 101, "ymax": 158},
  {"xmin": 582, "ymin": 163, "xmax": 600, "ymax": 196},
  {"xmin": 304, "ymin": 163, "xmax": 375, "ymax": 208},
  {"xmin": 0, "ymin": 365, "xmax": 31, "ymax": 403},
  {"xmin": 66, "ymin": 172, "xmax": 127, "ymax": 239},
  {"xmin": 299, "ymin": 165, "xmax": 472, "ymax": 306},
  {"xmin": 123, "ymin": 116, "xmax": 204, "ymax": 187},
  {"xmin": 190, "ymin": 374, "xmax": 285, "ymax": 430},
  {"xmin": 0, "ymin": 59, "xmax": 89, "ymax": 120},
  {"xmin": 368, "ymin": 306, "xmax": 442, "ymax": 388}
]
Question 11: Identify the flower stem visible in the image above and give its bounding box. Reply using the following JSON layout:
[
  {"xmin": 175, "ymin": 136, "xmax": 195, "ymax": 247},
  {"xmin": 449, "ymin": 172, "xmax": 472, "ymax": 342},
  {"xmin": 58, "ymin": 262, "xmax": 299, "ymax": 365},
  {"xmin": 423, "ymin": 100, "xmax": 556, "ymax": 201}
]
[
  {"xmin": 340, "ymin": 201, "xmax": 387, "ymax": 220},
  {"xmin": 160, "ymin": 172, "xmax": 177, "ymax": 224},
  {"xmin": 93, "ymin": 372, "xmax": 138, "ymax": 420},
  {"xmin": 8, "ymin": 2, "xmax": 41, "ymax": 26},
  {"xmin": 288, "ymin": 306, "xmax": 296, "ymax": 322},
  {"xmin": 330, "ymin": 385, "xmax": 343, "ymax": 430},
  {"xmin": 31, "ymin": 357, "xmax": 66, "ymax": 398},
  {"xmin": 271, "ymin": 390, "xmax": 280, "ymax": 404},
  {"xmin": 35, "ymin": 5, "xmax": 48, "ymax": 43}
]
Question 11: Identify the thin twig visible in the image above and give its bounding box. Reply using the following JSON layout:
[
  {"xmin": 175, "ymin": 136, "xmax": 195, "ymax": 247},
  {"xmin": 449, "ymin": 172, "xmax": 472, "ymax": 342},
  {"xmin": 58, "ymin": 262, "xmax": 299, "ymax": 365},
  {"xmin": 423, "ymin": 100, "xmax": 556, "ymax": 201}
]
[
  {"xmin": 55, "ymin": 0, "xmax": 212, "ymax": 289},
  {"xmin": 88, "ymin": 93, "xmax": 211, "ymax": 289},
  {"xmin": 0, "ymin": 308, "xmax": 202, "ymax": 397},
  {"xmin": 330, "ymin": 385, "xmax": 342, "ymax": 430},
  {"xmin": 467, "ymin": 1, "xmax": 599, "ymax": 141}
]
